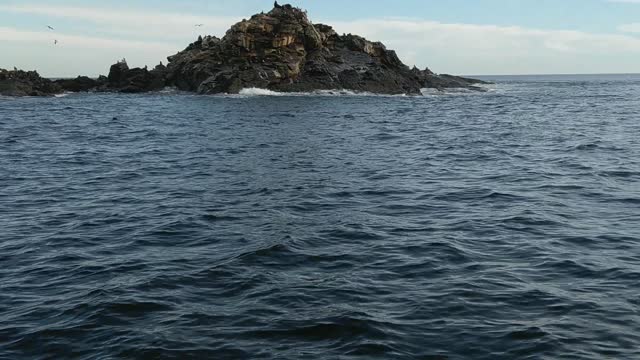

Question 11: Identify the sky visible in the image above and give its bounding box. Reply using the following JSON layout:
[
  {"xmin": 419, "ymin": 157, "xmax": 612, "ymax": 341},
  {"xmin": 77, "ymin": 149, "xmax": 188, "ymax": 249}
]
[{"xmin": 1, "ymin": 0, "xmax": 640, "ymax": 77}]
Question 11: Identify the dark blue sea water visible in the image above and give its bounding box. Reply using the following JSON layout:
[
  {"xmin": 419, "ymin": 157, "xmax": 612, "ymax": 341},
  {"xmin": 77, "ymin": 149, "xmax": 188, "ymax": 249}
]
[{"xmin": 1, "ymin": 75, "xmax": 639, "ymax": 360}]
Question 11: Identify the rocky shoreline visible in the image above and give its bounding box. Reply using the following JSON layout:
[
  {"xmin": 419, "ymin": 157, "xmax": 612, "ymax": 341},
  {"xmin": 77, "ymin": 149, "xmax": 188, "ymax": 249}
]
[
  {"xmin": 1, "ymin": 3, "xmax": 488, "ymax": 97},
  {"xmin": 0, "ymin": 69, "xmax": 63, "ymax": 97}
]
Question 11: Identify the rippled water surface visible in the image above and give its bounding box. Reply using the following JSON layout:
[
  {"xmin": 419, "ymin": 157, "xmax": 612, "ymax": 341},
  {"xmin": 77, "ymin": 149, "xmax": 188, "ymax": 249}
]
[{"xmin": 1, "ymin": 75, "xmax": 639, "ymax": 359}]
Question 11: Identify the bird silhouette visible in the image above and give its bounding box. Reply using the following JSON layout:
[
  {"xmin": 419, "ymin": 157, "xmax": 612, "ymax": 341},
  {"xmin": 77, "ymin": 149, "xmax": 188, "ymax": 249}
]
[
  {"xmin": 54, "ymin": 40, "xmax": 58, "ymax": 45},
  {"xmin": 47, "ymin": 25, "xmax": 55, "ymax": 30},
  {"xmin": 195, "ymin": 24, "xmax": 203, "ymax": 27}
]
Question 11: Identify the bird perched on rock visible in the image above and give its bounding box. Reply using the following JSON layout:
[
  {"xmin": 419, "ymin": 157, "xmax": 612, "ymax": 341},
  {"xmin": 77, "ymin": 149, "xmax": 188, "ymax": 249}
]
[{"xmin": 274, "ymin": 1, "xmax": 281, "ymax": 8}]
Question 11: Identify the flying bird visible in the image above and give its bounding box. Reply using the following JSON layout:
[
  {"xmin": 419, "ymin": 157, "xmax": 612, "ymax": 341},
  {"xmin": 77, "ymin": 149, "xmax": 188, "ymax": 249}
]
[
  {"xmin": 195, "ymin": 24, "xmax": 203, "ymax": 27},
  {"xmin": 47, "ymin": 25, "xmax": 55, "ymax": 30}
]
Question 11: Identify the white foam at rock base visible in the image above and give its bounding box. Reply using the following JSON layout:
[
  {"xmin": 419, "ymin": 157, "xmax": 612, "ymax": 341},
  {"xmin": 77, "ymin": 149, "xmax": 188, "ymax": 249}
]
[{"xmin": 237, "ymin": 88, "xmax": 409, "ymax": 97}]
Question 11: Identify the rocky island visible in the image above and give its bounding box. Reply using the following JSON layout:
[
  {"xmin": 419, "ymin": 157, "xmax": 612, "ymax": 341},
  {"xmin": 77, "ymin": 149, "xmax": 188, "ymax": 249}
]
[{"xmin": 1, "ymin": 3, "xmax": 486, "ymax": 97}]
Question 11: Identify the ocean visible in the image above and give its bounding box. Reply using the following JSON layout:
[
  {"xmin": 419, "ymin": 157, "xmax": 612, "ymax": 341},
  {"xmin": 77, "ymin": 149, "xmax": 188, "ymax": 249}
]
[{"xmin": 1, "ymin": 74, "xmax": 639, "ymax": 359}]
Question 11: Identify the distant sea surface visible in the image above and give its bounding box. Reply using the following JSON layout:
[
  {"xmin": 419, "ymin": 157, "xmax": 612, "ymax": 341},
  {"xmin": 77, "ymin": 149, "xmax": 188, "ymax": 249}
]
[{"xmin": 1, "ymin": 74, "xmax": 639, "ymax": 359}]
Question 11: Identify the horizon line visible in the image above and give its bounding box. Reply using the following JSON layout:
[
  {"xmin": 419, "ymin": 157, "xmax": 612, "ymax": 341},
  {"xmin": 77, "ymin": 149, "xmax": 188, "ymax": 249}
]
[{"xmin": 465, "ymin": 72, "xmax": 640, "ymax": 77}]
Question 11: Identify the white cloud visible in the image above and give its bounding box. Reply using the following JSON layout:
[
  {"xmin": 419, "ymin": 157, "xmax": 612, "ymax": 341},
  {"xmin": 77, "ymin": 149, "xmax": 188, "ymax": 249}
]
[
  {"xmin": 0, "ymin": 26, "xmax": 175, "ymax": 51},
  {"xmin": 0, "ymin": 4, "xmax": 240, "ymax": 39},
  {"xmin": 0, "ymin": 27, "xmax": 178, "ymax": 77},
  {"xmin": 326, "ymin": 18, "xmax": 640, "ymax": 74},
  {"xmin": 0, "ymin": 4, "xmax": 240, "ymax": 76},
  {"xmin": 618, "ymin": 23, "xmax": 640, "ymax": 33},
  {"xmin": 1, "ymin": 4, "xmax": 640, "ymax": 76}
]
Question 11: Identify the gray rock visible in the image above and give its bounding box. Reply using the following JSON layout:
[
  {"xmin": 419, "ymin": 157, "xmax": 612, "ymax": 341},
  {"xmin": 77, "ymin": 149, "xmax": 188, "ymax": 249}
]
[
  {"xmin": 103, "ymin": 59, "xmax": 166, "ymax": 93},
  {"xmin": 163, "ymin": 3, "xmax": 488, "ymax": 95},
  {"xmin": 0, "ymin": 69, "xmax": 62, "ymax": 97},
  {"xmin": 54, "ymin": 76, "xmax": 102, "ymax": 92}
]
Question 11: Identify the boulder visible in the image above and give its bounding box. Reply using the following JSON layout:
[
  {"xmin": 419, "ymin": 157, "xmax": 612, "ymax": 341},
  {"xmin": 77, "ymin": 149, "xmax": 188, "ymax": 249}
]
[
  {"xmin": 55, "ymin": 76, "xmax": 102, "ymax": 92},
  {"xmin": 0, "ymin": 69, "xmax": 62, "ymax": 96},
  {"xmin": 103, "ymin": 59, "xmax": 167, "ymax": 93}
]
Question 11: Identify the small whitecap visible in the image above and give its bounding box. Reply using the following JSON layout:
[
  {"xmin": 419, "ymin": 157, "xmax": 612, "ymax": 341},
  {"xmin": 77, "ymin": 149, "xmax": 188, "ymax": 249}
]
[{"xmin": 238, "ymin": 88, "xmax": 285, "ymax": 96}]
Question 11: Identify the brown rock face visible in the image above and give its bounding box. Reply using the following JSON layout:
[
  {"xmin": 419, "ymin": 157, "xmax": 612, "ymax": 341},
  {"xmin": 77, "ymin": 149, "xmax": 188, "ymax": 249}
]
[{"xmin": 165, "ymin": 4, "xmax": 486, "ymax": 94}]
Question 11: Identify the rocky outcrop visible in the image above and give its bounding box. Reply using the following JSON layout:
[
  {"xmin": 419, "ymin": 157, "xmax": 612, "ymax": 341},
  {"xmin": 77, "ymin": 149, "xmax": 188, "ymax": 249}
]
[
  {"xmin": 163, "ymin": 4, "xmax": 487, "ymax": 95},
  {"xmin": 2, "ymin": 4, "xmax": 487, "ymax": 96},
  {"xmin": 54, "ymin": 76, "xmax": 102, "ymax": 92},
  {"xmin": 0, "ymin": 69, "xmax": 62, "ymax": 96},
  {"xmin": 53, "ymin": 60, "xmax": 167, "ymax": 94},
  {"xmin": 103, "ymin": 59, "xmax": 166, "ymax": 93}
]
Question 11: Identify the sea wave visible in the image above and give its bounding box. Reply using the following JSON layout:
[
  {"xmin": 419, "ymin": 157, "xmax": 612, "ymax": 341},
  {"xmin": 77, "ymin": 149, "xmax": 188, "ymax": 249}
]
[
  {"xmin": 420, "ymin": 87, "xmax": 494, "ymax": 96},
  {"xmin": 154, "ymin": 86, "xmax": 183, "ymax": 94},
  {"xmin": 237, "ymin": 88, "xmax": 409, "ymax": 97},
  {"xmin": 3, "ymin": 86, "xmax": 496, "ymax": 100},
  {"xmin": 2, "ymin": 75, "xmax": 640, "ymax": 359},
  {"xmin": 238, "ymin": 87, "xmax": 496, "ymax": 97},
  {"xmin": 238, "ymin": 88, "xmax": 286, "ymax": 96}
]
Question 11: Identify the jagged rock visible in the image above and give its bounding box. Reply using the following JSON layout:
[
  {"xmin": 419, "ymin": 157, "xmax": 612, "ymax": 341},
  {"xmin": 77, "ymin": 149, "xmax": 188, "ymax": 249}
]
[
  {"xmin": 103, "ymin": 59, "xmax": 166, "ymax": 93},
  {"xmin": 53, "ymin": 61, "xmax": 170, "ymax": 93},
  {"xmin": 107, "ymin": 59, "xmax": 130, "ymax": 86},
  {"xmin": 55, "ymin": 76, "xmax": 102, "ymax": 92},
  {"xmin": 0, "ymin": 69, "xmax": 62, "ymax": 96},
  {"xmin": 164, "ymin": 4, "xmax": 487, "ymax": 94}
]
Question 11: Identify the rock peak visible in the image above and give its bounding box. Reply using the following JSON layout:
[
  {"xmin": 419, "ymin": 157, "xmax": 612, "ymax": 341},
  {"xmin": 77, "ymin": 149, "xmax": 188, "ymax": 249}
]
[
  {"xmin": 158, "ymin": 4, "xmax": 487, "ymax": 94},
  {"xmin": 270, "ymin": 2, "xmax": 303, "ymax": 14}
]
